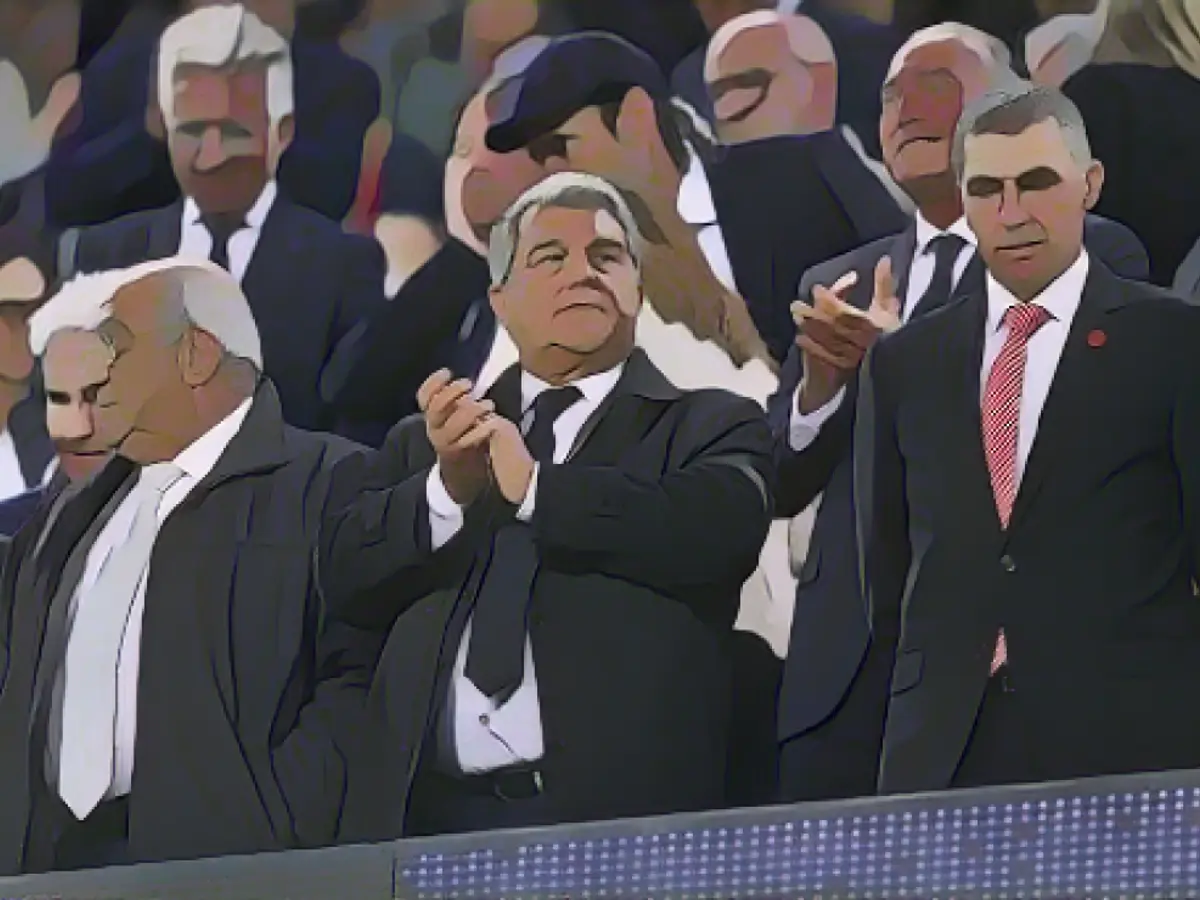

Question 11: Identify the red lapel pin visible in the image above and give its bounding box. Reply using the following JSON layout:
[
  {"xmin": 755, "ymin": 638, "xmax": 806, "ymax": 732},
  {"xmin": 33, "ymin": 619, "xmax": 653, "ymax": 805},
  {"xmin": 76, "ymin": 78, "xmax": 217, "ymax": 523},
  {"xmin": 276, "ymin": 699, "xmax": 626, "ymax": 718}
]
[{"xmin": 1087, "ymin": 329, "xmax": 1107, "ymax": 348}]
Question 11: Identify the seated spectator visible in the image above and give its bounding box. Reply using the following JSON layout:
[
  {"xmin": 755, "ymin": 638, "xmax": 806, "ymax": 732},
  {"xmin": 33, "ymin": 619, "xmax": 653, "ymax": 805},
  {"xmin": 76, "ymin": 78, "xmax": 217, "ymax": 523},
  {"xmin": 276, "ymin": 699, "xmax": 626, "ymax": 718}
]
[
  {"xmin": 67, "ymin": 3, "xmax": 387, "ymax": 438},
  {"xmin": 44, "ymin": 0, "xmax": 380, "ymax": 226},
  {"xmin": 0, "ymin": 257, "xmax": 377, "ymax": 873},
  {"xmin": 322, "ymin": 173, "xmax": 774, "ymax": 840}
]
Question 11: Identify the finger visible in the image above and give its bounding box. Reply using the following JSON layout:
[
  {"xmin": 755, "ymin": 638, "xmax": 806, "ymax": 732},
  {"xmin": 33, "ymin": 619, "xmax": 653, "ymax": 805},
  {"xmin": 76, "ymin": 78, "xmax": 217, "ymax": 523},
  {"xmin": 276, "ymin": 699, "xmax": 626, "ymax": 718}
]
[
  {"xmin": 871, "ymin": 256, "xmax": 895, "ymax": 309},
  {"xmin": 829, "ymin": 270, "xmax": 858, "ymax": 298},
  {"xmin": 793, "ymin": 299, "xmax": 838, "ymax": 327},
  {"xmin": 440, "ymin": 399, "xmax": 494, "ymax": 444},
  {"xmin": 797, "ymin": 335, "xmax": 857, "ymax": 370},
  {"xmin": 452, "ymin": 418, "xmax": 499, "ymax": 451},
  {"xmin": 426, "ymin": 379, "xmax": 475, "ymax": 427},
  {"xmin": 417, "ymin": 369, "xmax": 454, "ymax": 411}
]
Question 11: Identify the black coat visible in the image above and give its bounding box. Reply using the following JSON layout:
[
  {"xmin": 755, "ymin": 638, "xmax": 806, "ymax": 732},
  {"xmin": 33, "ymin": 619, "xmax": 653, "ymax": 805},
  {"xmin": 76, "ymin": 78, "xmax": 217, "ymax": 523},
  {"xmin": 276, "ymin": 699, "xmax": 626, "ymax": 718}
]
[
  {"xmin": 869, "ymin": 261, "xmax": 1200, "ymax": 792},
  {"xmin": 0, "ymin": 382, "xmax": 379, "ymax": 873},
  {"xmin": 70, "ymin": 195, "xmax": 387, "ymax": 438},
  {"xmin": 319, "ymin": 350, "xmax": 774, "ymax": 841}
]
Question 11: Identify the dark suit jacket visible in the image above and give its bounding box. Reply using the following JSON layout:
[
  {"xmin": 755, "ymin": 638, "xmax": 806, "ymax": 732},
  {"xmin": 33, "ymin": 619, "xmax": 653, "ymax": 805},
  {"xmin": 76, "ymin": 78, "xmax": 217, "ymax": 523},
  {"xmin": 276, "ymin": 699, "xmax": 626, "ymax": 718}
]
[
  {"xmin": 1064, "ymin": 64, "xmax": 1200, "ymax": 287},
  {"xmin": 670, "ymin": 1, "xmax": 904, "ymax": 160},
  {"xmin": 44, "ymin": 24, "xmax": 380, "ymax": 227},
  {"xmin": 0, "ymin": 381, "xmax": 380, "ymax": 873},
  {"xmin": 771, "ymin": 214, "xmax": 1149, "ymax": 799},
  {"xmin": 868, "ymin": 261, "xmax": 1200, "ymax": 793},
  {"xmin": 704, "ymin": 131, "xmax": 908, "ymax": 361},
  {"xmin": 319, "ymin": 349, "xmax": 774, "ymax": 841},
  {"xmin": 319, "ymin": 237, "xmax": 495, "ymax": 431},
  {"xmin": 71, "ymin": 194, "xmax": 387, "ymax": 436}
]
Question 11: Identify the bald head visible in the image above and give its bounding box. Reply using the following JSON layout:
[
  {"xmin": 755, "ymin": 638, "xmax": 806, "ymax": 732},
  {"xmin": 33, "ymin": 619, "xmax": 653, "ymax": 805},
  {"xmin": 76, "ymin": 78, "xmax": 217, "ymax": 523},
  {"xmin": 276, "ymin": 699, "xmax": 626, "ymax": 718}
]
[{"xmin": 704, "ymin": 11, "xmax": 837, "ymax": 143}]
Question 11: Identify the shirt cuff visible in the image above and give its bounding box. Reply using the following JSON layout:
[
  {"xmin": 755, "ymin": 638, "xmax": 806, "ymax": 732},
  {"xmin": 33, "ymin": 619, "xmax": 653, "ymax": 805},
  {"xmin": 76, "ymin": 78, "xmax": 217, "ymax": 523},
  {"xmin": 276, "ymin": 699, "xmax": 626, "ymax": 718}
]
[
  {"xmin": 788, "ymin": 384, "xmax": 846, "ymax": 453},
  {"xmin": 515, "ymin": 462, "xmax": 540, "ymax": 522},
  {"xmin": 426, "ymin": 464, "xmax": 466, "ymax": 549}
]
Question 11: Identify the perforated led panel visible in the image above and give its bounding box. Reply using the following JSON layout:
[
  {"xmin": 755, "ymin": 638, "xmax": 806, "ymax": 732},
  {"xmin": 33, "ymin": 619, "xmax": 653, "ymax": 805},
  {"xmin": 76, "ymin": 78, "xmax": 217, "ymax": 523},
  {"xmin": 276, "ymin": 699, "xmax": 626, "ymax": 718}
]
[{"xmin": 394, "ymin": 772, "xmax": 1200, "ymax": 899}]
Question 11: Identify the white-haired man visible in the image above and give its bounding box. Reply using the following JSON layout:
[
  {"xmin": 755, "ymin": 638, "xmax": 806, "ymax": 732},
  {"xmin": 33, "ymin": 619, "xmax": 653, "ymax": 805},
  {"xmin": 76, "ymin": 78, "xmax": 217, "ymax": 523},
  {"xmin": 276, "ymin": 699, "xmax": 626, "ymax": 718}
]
[
  {"xmin": 319, "ymin": 172, "xmax": 774, "ymax": 839},
  {"xmin": 65, "ymin": 3, "xmax": 387, "ymax": 442},
  {"xmin": 772, "ymin": 24, "xmax": 1150, "ymax": 805},
  {"xmin": 44, "ymin": 0, "xmax": 380, "ymax": 227},
  {"xmin": 0, "ymin": 257, "xmax": 377, "ymax": 873}
]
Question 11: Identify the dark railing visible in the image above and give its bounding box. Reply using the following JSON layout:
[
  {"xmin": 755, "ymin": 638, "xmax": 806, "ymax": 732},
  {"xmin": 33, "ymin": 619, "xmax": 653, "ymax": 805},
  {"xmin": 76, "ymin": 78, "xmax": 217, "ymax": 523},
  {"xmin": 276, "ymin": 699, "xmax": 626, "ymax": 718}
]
[{"xmin": 2, "ymin": 768, "xmax": 1199, "ymax": 898}]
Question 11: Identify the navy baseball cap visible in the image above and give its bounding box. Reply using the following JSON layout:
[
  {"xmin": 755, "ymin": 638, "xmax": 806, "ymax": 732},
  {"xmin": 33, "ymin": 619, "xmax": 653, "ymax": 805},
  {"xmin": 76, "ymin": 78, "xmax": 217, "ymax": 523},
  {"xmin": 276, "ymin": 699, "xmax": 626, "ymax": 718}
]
[{"xmin": 485, "ymin": 31, "xmax": 671, "ymax": 154}]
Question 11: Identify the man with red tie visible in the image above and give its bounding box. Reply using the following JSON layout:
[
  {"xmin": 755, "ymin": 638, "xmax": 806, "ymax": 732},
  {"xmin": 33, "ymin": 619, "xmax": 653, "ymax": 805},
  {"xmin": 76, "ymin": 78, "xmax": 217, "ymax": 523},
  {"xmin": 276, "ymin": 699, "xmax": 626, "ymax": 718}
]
[{"xmin": 862, "ymin": 81, "xmax": 1200, "ymax": 792}]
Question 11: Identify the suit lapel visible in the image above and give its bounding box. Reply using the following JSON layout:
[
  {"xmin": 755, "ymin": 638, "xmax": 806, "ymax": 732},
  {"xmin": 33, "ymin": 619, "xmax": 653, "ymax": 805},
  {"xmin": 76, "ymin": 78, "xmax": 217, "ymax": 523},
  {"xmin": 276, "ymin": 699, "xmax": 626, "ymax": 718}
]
[
  {"xmin": 1007, "ymin": 265, "xmax": 1131, "ymax": 534},
  {"xmin": 241, "ymin": 196, "xmax": 291, "ymax": 304},
  {"xmin": 891, "ymin": 225, "xmax": 918, "ymax": 307},
  {"xmin": 567, "ymin": 349, "xmax": 680, "ymax": 463}
]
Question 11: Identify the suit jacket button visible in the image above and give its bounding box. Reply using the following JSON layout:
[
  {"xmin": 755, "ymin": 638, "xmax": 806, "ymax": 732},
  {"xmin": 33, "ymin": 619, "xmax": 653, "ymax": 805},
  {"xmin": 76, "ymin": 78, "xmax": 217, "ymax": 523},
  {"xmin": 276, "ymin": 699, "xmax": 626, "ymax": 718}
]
[{"xmin": 1000, "ymin": 554, "xmax": 1016, "ymax": 573}]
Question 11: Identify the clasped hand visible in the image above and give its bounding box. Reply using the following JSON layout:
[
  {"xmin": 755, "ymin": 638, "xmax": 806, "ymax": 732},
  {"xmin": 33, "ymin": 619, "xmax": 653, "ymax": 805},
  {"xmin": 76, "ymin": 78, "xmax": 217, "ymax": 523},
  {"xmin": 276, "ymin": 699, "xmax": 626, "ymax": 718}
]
[
  {"xmin": 417, "ymin": 370, "xmax": 535, "ymax": 506},
  {"xmin": 790, "ymin": 256, "xmax": 901, "ymax": 412}
]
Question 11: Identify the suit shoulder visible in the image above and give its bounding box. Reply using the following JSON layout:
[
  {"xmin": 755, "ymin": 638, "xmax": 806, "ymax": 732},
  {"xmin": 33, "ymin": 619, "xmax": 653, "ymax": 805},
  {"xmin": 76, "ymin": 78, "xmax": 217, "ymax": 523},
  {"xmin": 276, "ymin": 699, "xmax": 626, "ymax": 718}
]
[
  {"xmin": 283, "ymin": 201, "xmax": 379, "ymax": 255},
  {"xmin": 677, "ymin": 387, "xmax": 769, "ymax": 428},
  {"xmin": 76, "ymin": 205, "xmax": 169, "ymax": 243},
  {"xmin": 799, "ymin": 235, "xmax": 894, "ymax": 299},
  {"xmin": 284, "ymin": 426, "xmax": 369, "ymax": 465}
]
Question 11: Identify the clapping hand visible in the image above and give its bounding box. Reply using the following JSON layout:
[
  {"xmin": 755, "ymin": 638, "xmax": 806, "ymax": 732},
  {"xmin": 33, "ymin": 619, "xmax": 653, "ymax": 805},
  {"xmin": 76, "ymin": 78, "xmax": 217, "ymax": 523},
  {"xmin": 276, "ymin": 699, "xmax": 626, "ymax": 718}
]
[
  {"xmin": 417, "ymin": 370, "xmax": 495, "ymax": 505},
  {"xmin": 790, "ymin": 256, "xmax": 900, "ymax": 412}
]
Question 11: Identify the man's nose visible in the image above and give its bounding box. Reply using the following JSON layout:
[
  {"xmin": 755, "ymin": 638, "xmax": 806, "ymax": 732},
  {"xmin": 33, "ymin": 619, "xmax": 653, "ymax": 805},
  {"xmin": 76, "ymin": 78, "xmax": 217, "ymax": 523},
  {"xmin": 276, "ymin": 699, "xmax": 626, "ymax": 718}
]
[
  {"xmin": 193, "ymin": 127, "xmax": 230, "ymax": 173},
  {"xmin": 48, "ymin": 404, "xmax": 94, "ymax": 442},
  {"xmin": 997, "ymin": 182, "xmax": 1030, "ymax": 226}
]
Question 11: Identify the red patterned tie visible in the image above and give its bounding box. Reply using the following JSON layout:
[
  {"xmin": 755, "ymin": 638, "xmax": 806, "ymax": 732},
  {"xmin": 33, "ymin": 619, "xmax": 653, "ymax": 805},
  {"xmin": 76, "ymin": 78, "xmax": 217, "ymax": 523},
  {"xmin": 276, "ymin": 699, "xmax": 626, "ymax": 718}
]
[{"xmin": 981, "ymin": 302, "xmax": 1052, "ymax": 674}]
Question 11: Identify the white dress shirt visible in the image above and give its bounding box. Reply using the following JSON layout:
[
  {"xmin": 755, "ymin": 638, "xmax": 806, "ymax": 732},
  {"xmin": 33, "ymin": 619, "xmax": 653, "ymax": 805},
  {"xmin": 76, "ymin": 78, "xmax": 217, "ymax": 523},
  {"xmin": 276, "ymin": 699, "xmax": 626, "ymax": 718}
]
[
  {"xmin": 980, "ymin": 250, "xmax": 1088, "ymax": 480},
  {"xmin": 425, "ymin": 365, "xmax": 623, "ymax": 774},
  {"xmin": 678, "ymin": 146, "xmax": 738, "ymax": 293},
  {"xmin": 787, "ymin": 214, "xmax": 978, "ymax": 452},
  {"xmin": 0, "ymin": 428, "xmax": 54, "ymax": 501},
  {"xmin": 177, "ymin": 182, "xmax": 278, "ymax": 283},
  {"xmin": 51, "ymin": 398, "xmax": 253, "ymax": 799}
]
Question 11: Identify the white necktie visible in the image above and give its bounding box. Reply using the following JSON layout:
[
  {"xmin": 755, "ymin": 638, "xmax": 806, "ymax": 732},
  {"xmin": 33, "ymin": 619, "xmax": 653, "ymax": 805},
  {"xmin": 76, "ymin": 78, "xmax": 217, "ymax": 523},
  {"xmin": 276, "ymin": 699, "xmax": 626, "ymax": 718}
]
[{"xmin": 58, "ymin": 463, "xmax": 185, "ymax": 819}]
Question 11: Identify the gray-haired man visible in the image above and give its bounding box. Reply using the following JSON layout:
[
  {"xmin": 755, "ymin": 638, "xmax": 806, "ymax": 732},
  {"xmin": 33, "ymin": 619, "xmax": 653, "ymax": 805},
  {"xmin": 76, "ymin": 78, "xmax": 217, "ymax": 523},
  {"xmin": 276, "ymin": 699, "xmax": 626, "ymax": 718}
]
[
  {"xmin": 319, "ymin": 172, "xmax": 775, "ymax": 839},
  {"xmin": 866, "ymin": 82, "xmax": 1200, "ymax": 793}
]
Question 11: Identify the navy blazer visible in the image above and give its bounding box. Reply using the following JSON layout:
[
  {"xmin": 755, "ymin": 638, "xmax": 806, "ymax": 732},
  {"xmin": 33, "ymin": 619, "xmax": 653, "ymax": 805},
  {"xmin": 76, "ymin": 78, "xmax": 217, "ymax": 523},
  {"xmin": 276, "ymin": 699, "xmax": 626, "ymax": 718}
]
[
  {"xmin": 44, "ymin": 24, "xmax": 380, "ymax": 227},
  {"xmin": 70, "ymin": 194, "xmax": 387, "ymax": 437}
]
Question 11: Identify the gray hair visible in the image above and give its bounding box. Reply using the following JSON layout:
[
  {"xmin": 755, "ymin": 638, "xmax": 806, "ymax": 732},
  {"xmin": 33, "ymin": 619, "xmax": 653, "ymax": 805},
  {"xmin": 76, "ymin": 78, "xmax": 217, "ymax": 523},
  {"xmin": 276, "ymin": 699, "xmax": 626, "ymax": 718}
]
[
  {"xmin": 888, "ymin": 21, "xmax": 1013, "ymax": 80},
  {"xmin": 30, "ymin": 257, "xmax": 263, "ymax": 368},
  {"xmin": 951, "ymin": 80, "xmax": 1093, "ymax": 181},
  {"xmin": 157, "ymin": 4, "xmax": 294, "ymax": 129},
  {"xmin": 487, "ymin": 173, "xmax": 646, "ymax": 286}
]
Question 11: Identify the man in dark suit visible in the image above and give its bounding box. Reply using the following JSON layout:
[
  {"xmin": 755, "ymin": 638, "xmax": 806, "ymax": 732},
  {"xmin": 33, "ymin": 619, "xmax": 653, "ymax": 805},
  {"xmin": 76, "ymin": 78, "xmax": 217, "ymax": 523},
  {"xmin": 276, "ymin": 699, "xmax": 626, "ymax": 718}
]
[
  {"xmin": 0, "ymin": 258, "xmax": 376, "ymax": 873},
  {"xmin": 773, "ymin": 26, "xmax": 1150, "ymax": 804},
  {"xmin": 66, "ymin": 3, "xmax": 386, "ymax": 438},
  {"xmin": 321, "ymin": 173, "xmax": 773, "ymax": 839},
  {"xmin": 867, "ymin": 82, "xmax": 1200, "ymax": 792},
  {"xmin": 44, "ymin": 0, "xmax": 380, "ymax": 227},
  {"xmin": 673, "ymin": 0, "xmax": 904, "ymax": 159}
]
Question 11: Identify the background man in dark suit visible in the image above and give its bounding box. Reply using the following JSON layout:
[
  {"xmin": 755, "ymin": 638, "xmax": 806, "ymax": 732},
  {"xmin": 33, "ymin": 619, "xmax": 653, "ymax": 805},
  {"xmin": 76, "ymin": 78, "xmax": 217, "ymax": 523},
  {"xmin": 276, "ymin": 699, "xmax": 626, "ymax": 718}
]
[
  {"xmin": 44, "ymin": 0, "xmax": 381, "ymax": 226},
  {"xmin": 66, "ymin": 3, "xmax": 387, "ymax": 438},
  {"xmin": 0, "ymin": 258, "xmax": 375, "ymax": 873},
  {"xmin": 772, "ymin": 22, "xmax": 1150, "ymax": 804},
  {"xmin": 320, "ymin": 173, "xmax": 773, "ymax": 840},
  {"xmin": 868, "ymin": 82, "xmax": 1200, "ymax": 793}
]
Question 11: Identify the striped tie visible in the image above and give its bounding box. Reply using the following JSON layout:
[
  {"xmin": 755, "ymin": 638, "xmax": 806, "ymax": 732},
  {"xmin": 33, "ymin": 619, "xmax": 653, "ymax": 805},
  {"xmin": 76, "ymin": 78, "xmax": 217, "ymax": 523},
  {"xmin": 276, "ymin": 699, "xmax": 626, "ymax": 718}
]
[{"xmin": 981, "ymin": 302, "xmax": 1052, "ymax": 674}]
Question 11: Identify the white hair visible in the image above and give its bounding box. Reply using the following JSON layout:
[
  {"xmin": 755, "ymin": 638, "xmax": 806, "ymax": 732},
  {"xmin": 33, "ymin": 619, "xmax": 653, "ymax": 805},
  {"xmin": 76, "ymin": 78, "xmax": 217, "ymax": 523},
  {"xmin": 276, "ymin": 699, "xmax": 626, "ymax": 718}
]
[
  {"xmin": 29, "ymin": 257, "xmax": 263, "ymax": 368},
  {"xmin": 487, "ymin": 173, "xmax": 645, "ymax": 286},
  {"xmin": 157, "ymin": 4, "xmax": 294, "ymax": 129},
  {"xmin": 887, "ymin": 21, "xmax": 1013, "ymax": 81},
  {"xmin": 705, "ymin": 10, "xmax": 836, "ymax": 79}
]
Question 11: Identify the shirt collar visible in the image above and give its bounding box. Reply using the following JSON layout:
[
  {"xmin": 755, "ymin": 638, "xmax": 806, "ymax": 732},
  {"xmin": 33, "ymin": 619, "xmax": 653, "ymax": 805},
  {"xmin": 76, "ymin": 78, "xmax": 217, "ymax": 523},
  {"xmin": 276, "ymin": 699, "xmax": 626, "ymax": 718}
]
[
  {"xmin": 169, "ymin": 397, "xmax": 253, "ymax": 482},
  {"xmin": 183, "ymin": 181, "xmax": 278, "ymax": 231},
  {"xmin": 914, "ymin": 212, "xmax": 977, "ymax": 255},
  {"xmin": 520, "ymin": 363, "xmax": 624, "ymax": 415},
  {"xmin": 677, "ymin": 146, "xmax": 718, "ymax": 228},
  {"xmin": 985, "ymin": 249, "xmax": 1090, "ymax": 335},
  {"xmin": 777, "ymin": 0, "xmax": 803, "ymax": 10}
]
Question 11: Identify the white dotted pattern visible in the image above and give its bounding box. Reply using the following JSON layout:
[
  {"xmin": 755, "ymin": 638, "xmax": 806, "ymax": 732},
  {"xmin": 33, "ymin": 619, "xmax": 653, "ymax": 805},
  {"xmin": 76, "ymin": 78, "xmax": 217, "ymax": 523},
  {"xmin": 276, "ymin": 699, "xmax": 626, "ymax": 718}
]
[{"xmin": 397, "ymin": 785, "xmax": 1200, "ymax": 899}]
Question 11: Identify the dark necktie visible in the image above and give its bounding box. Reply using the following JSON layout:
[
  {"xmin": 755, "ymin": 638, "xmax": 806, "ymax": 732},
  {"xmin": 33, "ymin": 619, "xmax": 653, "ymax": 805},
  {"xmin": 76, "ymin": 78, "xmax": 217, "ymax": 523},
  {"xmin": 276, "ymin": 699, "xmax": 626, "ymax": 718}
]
[
  {"xmin": 464, "ymin": 386, "xmax": 583, "ymax": 701},
  {"xmin": 909, "ymin": 233, "xmax": 968, "ymax": 319},
  {"xmin": 201, "ymin": 214, "xmax": 243, "ymax": 271}
]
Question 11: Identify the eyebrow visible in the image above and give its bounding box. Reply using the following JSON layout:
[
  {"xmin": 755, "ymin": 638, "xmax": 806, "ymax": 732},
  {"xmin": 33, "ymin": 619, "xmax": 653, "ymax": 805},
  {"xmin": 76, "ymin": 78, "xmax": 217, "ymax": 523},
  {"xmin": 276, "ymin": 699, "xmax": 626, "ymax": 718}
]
[
  {"xmin": 526, "ymin": 239, "xmax": 565, "ymax": 260},
  {"xmin": 966, "ymin": 166, "xmax": 1064, "ymax": 185},
  {"xmin": 882, "ymin": 66, "xmax": 956, "ymax": 92},
  {"xmin": 708, "ymin": 68, "xmax": 774, "ymax": 102},
  {"xmin": 588, "ymin": 237, "xmax": 628, "ymax": 255}
]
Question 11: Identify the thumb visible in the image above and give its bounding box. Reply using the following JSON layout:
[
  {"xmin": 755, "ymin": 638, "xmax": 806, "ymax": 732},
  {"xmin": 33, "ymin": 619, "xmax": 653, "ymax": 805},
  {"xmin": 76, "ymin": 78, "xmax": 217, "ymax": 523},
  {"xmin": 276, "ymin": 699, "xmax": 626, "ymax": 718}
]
[
  {"xmin": 869, "ymin": 255, "xmax": 898, "ymax": 313},
  {"xmin": 30, "ymin": 71, "xmax": 80, "ymax": 144}
]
